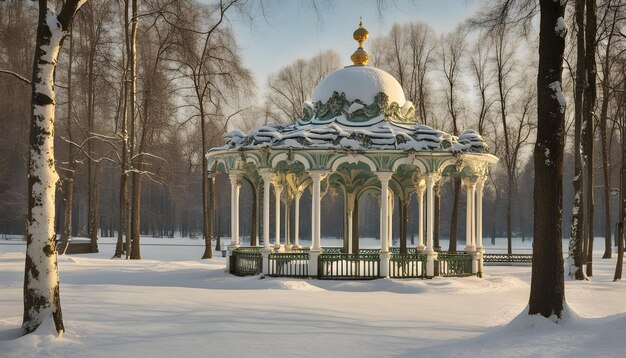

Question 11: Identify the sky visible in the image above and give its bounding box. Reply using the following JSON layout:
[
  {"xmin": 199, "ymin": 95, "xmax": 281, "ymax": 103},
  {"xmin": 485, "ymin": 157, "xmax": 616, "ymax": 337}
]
[{"xmin": 226, "ymin": 0, "xmax": 481, "ymax": 99}]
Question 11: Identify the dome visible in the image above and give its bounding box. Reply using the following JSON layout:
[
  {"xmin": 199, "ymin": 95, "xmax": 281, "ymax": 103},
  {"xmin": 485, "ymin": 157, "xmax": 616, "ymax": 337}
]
[{"xmin": 311, "ymin": 65, "xmax": 407, "ymax": 106}]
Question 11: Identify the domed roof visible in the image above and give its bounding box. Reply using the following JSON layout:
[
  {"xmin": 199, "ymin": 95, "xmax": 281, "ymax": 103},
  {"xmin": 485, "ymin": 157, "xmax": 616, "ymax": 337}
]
[{"xmin": 311, "ymin": 65, "xmax": 407, "ymax": 106}]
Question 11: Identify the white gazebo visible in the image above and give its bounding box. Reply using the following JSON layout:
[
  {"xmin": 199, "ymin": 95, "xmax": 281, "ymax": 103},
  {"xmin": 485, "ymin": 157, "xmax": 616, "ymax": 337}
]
[{"xmin": 207, "ymin": 21, "xmax": 498, "ymax": 279}]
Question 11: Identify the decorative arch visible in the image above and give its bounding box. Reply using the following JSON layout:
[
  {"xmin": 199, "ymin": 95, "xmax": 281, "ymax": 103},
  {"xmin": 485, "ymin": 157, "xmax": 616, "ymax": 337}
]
[
  {"xmin": 329, "ymin": 154, "xmax": 377, "ymax": 173},
  {"xmin": 271, "ymin": 152, "xmax": 312, "ymax": 170},
  {"xmin": 391, "ymin": 155, "xmax": 427, "ymax": 173}
]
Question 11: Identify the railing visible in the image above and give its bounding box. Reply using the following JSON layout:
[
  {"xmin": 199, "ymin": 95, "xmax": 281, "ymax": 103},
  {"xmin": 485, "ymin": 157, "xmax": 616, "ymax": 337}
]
[
  {"xmin": 235, "ymin": 247, "xmax": 262, "ymax": 253},
  {"xmin": 437, "ymin": 253, "xmax": 473, "ymax": 277},
  {"xmin": 358, "ymin": 248, "xmax": 380, "ymax": 254},
  {"xmin": 318, "ymin": 253, "xmax": 380, "ymax": 279},
  {"xmin": 483, "ymin": 253, "xmax": 532, "ymax": 264},
  {"xmin": 230, "ymin": 249, "xmax": 263, "ymax": 276},
  {"xmin": 268, "ymin": 252, "xmax": 309, "ymax": 277},
  {"xmin": 321, "ymin": 247, "xmax": 343, "ymax": 254},
  {"xmin": 390, "ymin": 247, "xmax": 418, "ymax": 254},
  {"xmin": 389, "ymin": 253, "xmax": 427, "ymax": 278}
]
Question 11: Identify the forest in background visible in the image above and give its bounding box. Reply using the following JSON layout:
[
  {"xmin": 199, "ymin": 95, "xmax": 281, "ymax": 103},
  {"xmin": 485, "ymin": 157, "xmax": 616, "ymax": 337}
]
[{"xmin": 0, "ymin": 0, "xmax": 624, "ymax": 254}]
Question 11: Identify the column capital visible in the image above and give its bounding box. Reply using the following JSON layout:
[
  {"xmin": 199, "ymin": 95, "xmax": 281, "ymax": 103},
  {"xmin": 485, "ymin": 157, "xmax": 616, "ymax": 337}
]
[
  {"xmin": 376, "ymin": 171, "xmax": 393, "ymax": 182},
  {"xmin": 258, "ymin": 168, "xmax": 273, "ymax": 180},
  {"xmin": 462, "ymin": 176, "xmax": 478, "ymax": 188},
  {"xmin": 228, "ymin": 169, "xmax": 244, "ymax": 181},
  {"xmin": 273, "ymin": 184, "xmax": 283, "ymax": 195},
  {"xmin": 416, "ymin": 182, "xmax": 426, "ymax": 196},
  {"xmin": 425, "ymin": 172, "xmax": 442, "ymax": 185},
  {"xmin": 308, "ymin": 170, "xmax": 328, "ymax": 180}
]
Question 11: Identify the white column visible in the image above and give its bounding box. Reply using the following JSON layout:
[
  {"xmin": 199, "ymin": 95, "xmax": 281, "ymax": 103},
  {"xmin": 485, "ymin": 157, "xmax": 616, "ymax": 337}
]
[
  {"xmin": 294, "ymin": 189, "xmax": 302, "ymax": 249},
  {"xmin": 476, "ymin": 177, "xmax": 486, "ymax": 276},
  {"xmin": 310, "ymin": 172, "xmax": 324, "ymax": 251},
  {"xmin": 464, "ymin": 178, "xmax": 476, "ymax": 252},
  {"xmin": 308, "ymin": 171, "xmax": 325, "ymax": 277},
  {"xmin": 229, "ymin": 171, "xmax": 242, "ymax": 248},
  {"xmin": 416, "ymin": 181, "xmax": 425, "ymax": 251},
  {"xmin": 388, "ymin": 193, "xmax": 394, "ymax": 249},
  {"xmin": 425, "ymin": 173, "xmax": 440, "ymax": 277},
  {"xmin": 476, "ymin": 178, "xmax": 485, "ymax": 250},
  {"xmin": 260, "ymin": 171, "xmax": 272, "ymax": 250},
  {"xmin": 274, "ymin": 184, "xmax": 283, "ymax": 251},
  {"xmin": 378, "ymin": 173, "xmax": 392, "ymax": 253},
  {"xmin": 347, "ymin": 209, "xmax": 353, "ymax": 254},
  {"xmin": 285, "ymin": 193, "xmax": 292, "ymax": 251},
  {"xmin": 377, "ymin": 172, "xmax": 392, "ymax": 277}
]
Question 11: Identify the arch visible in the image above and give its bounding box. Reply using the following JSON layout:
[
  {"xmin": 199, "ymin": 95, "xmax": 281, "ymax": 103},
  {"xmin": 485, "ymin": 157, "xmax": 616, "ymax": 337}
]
[
  {"xmin": 208, "ymin": 157, "xmax": 229, "ymax": 173},
  {"xmin": 242, "ymin": 152, "xmax": 261, "ymax": 167},
  {"xmin": 271, "ymin": 152, "xmax": 311, "ymax": 170},
  {"xmin": 329, "ymin": 154, "xmax": 377, "ymax": 173},
  {"xmin": 391, "ymin": 156, "xmax": 427, "ymax": 173}
]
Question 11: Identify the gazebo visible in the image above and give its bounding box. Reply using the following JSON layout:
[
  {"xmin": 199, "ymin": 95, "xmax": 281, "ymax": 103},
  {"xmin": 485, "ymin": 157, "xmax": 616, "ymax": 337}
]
[{"xmin": 207, "ymin": 21, "xmax": 498, "ymax": 279}]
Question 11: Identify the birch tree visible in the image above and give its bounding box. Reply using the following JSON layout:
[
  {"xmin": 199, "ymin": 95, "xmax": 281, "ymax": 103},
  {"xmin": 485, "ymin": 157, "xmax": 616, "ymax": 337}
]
[{"xmin": 22, "ymin": 0, "xmax": 86, "ymax": 335}]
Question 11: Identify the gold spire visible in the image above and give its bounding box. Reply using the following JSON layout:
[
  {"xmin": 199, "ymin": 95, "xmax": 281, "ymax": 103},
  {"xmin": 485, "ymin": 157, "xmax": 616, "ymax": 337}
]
[{"xmin": 351, "ymin": 18, "xmax": 369, "ymax": 66}]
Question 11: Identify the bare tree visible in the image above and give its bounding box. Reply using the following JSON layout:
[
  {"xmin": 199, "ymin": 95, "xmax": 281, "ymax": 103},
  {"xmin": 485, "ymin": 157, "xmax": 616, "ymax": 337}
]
[
  {"xmin": 266, "ymin": 49, "xmax": 340, "ymax": 123},
  {"xmin": 530, "ymin": 0, "xmax": 567, "ymax": 318},
  {"xmin": 22, "ymin": 0, "xmax": 86, "ymax": 335},
  {"xmin": 174, "ymin": 0, "xmax": 253, "ymax": 259},
  {"xmin": 440, "ymin": 25, "xmax": 467, "ymax": 252}
]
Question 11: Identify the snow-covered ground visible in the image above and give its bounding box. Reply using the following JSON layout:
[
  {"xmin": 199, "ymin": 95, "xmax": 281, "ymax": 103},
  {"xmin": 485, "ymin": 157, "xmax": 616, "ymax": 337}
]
[{"xmin": 1, "ymin": 236, "xmax": 625, "ymax": 357}]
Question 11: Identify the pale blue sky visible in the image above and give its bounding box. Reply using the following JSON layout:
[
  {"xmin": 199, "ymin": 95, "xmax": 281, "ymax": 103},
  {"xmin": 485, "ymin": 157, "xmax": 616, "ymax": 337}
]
[{"xmin": 226, "ymin": 0, "xmax": 479, "ymax": 98}]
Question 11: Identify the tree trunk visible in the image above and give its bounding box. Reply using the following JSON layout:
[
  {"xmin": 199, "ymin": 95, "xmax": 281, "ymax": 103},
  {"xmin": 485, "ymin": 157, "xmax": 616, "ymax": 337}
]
[
  {"xmin": 529, "ymin": 0, "xmax": 567, "ymax": 318},
  {"xmin": 583, "ymin": 0, "xmax": 597, "ymax": 278},
  {"xmin": 86, "ymin": 27, "xmax": 99, "ymax": 254},
  {"xmin": 507, "ymin": 173, "xmax": 513, "ymax": 255},
  {"xmin": 600, "ymin": 5, "xmax": 616, "ymax": 260},
  {"xmin": 567, "ymin": 0, "xmax": 586, "ymax": 280},
  {"xmin": 449, "ymin": 178, "xmax": 460, "ymax": 252},
  {"xmin": 202, "ymin": 174, "xmax": 214, "ymax": 258},
  {"xmin": 23, "ymin": 0, "xmax": 84, "ymax": 335},
  {"xmin": 130, "ymin": 161, "xmax": 142, "ymax": 259},
  {"xmin": 60, "ymin": 29, "xmax": 75, "ymax": 255},
  {"xmin": 400, "ymin": 199, "xmax": 408, "ymax": 254},
  {"xmin": 352, "ymin": 196, "xmax": 359, "ymax": 253}
]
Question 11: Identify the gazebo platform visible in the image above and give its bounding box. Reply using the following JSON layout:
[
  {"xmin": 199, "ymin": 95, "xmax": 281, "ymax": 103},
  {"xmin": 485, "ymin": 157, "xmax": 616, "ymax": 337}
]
[{"xmin": 229, "ymin": 246, "xmax": 475, "ymax": 279}]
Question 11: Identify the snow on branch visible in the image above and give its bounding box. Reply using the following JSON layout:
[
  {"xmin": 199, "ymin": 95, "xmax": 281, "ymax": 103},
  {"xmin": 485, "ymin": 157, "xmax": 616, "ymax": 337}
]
[{"xmin": 0, "ymin": 69, "xmax": 31, "ymax": 85}]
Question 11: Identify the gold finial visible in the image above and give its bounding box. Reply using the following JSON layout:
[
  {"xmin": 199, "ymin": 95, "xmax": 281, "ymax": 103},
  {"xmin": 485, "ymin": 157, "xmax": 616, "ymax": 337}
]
[{"xmin": 351, "ymin": 18, "xmax": 369, "ymax": 66}]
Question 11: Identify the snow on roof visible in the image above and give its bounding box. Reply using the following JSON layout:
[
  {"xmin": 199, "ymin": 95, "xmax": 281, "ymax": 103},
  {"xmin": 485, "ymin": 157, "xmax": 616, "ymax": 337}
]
[
  {"xmin": 312, "ymin": 66, "xmax": 407, "ymax": 106},
  {"xmin": 217, "ymin": 120, "xmax": 489, "ymax": 154}
]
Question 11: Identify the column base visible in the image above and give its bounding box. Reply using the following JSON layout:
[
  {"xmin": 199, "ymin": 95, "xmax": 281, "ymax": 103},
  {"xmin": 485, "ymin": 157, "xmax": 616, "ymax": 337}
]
[
  {"xmin": 465, "ymin": 245, "xmax": 476, "ymax": 253},
  {"xmin": 474, "ymin": 247, "xmax": 484, "ymax": 277},
  {"xmin": 285, "ymin": 243, "xmax": 293, "ymax": 251},
  {"xmin": 426, "ymin": 251, "xmax": 438, "ymax": 278},
  {"xmin": 261, "ymin": 249, "xmax": 271, "ymax": 275},
  {"xmin": 309, "ymin": 249, "xmax": 320, "ymax": 277},
  {"xmin": 380, "ymin": 251, "xmax": 390, "ymax": 277},
  {"xmin": 416, "ymin": 244, "xmax": 426, "ymax": 252},
  {"xmin": 293, "ymin": 244, "xmax": 302, "ymax": 249}
]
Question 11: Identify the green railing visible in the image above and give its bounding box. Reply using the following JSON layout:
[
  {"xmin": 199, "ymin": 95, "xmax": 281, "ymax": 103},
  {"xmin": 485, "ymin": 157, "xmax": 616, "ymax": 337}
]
[
  {"xmin": 235, "ymin": 247, "xmax": 262, "ymax": 253},
  {"xmin": 483, "ymin": 253, "xmax": 532, "ymax": 264},
  {"xmin": 389, "ymin": 253, "xmax": 427, "ymax": 278},
  {"xmin": 437, "ymin": 253, "xmax": 473, "ymax": 277},
  {"xmin": 230, "ymin": 249, "xmax": 262, "ymax": 276},
  {"xmin": 389, "ymin": 247, "xmax": 418, "ymax": 254},
  {"xmin": 268, "ymin": 252, "xmax": 309, "ymax": 277},
  {"xmin": 358, "ymin": 248, "xmax": 380, "ymax": 254},
  {"xmin": 321, "ymin": 247, "xmax": 343, "ymax": 254},
  {"xmin": 318, "ymin": 253, "xmax": 380, "ymax": 279}
]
